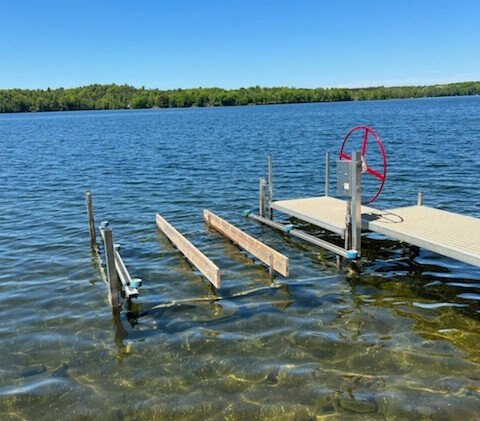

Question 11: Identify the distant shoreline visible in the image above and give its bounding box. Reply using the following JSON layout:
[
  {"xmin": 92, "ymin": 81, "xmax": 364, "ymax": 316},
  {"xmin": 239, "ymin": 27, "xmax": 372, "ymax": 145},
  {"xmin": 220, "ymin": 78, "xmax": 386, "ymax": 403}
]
[{"xmin": 1, "ymin": 81, "xmax": 479, "ymax": 114}]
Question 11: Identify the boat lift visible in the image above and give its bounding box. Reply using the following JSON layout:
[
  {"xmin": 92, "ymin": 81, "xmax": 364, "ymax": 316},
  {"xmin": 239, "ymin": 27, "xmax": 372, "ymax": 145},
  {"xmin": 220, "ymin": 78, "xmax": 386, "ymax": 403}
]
[
  {"xmin": 247, "ymin": 126, "xmax": 480, "ymax": 268},
  {"xmin": 84, "ymin": 125, "xmax": 480, "ymax": 311}
]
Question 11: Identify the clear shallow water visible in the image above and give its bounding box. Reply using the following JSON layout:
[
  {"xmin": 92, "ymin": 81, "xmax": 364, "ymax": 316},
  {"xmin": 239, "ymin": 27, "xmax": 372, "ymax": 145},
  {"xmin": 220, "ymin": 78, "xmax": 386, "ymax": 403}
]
[{"xmin": 1, "ymin": 97, "xmax": 479, "ymax": 419}]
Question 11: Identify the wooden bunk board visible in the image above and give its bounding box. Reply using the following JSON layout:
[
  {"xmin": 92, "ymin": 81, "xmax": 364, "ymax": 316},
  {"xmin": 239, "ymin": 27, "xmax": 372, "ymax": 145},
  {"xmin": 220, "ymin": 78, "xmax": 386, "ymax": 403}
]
[
  {"xmin": 156, "ymin": 213, "xmax": 221, "ymax": 288},
  {"xmin": 204, "ymin": 209, "xmax": 289, "ymax": 277}
]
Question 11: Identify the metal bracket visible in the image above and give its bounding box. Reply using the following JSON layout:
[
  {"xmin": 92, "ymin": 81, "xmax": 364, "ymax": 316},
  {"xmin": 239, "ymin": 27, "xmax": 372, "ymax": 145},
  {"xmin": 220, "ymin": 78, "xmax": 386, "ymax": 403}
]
[{"xmin": 336, "ymin": 160, "xmax": 353, "ymax": 197}]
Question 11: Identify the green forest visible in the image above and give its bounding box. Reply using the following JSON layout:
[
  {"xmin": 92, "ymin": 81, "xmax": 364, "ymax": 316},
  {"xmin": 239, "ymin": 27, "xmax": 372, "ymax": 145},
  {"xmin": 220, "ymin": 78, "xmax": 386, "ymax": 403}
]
[{"xmin": 1, "ymin": 81, "xmax": 479, "ymax": 113}]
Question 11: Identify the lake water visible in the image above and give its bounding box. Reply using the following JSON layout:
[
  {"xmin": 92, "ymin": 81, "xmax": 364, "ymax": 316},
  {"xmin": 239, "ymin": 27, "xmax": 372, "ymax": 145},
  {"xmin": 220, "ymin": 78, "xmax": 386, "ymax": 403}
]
[{"xmin": 1, "ymin": 97, "xmax": 479, "ymax": 419}]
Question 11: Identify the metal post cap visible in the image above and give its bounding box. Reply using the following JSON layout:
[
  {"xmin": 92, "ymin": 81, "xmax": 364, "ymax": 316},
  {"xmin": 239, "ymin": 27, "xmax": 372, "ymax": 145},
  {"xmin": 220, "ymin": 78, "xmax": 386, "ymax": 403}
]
[
  {"xmin": 130, "ymin": 278, "xmax": 142, "ymax": 288},
  {"xmin": 346, "ymin": 250, "xmax": 358, "ymax": 260}
]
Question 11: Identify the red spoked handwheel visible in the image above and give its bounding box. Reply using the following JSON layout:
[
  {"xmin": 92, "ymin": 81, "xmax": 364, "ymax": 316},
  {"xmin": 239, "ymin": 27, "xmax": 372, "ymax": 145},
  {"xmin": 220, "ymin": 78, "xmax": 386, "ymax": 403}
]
[{"xmin": 339, "ymin": 126, "xmax": 387, "ymax": 204}]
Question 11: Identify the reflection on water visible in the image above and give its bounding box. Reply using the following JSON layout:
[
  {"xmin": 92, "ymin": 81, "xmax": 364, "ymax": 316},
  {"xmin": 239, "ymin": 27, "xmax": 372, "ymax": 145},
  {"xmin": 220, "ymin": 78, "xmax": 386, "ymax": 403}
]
[{"xmin": 0, "ymin": 97, "xmax": 479, "ymax": 419}]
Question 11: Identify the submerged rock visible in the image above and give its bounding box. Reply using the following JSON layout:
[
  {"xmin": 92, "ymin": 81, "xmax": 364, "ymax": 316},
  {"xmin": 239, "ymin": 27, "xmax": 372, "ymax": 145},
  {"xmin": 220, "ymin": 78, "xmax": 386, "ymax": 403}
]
[
  {"xmin": 338, "ymin": 396, "xmax": 378, "ymax": 414},
  {"xmin": 19, "ymin": 365, "xmax": 47, "ymax": 378}
]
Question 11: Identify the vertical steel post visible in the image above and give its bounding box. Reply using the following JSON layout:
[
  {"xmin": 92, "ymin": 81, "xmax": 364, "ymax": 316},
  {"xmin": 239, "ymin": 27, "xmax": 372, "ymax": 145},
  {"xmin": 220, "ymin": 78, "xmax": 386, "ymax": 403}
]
[
  {"xmin": 85, "ymin": 190, "xmax": 97, "ymax": 249},
  {"xmin": 268, "ymin": 254, "xmax": 274, "ymax": 282},
  {"xmin": 417, "ymin": 192, "xmax": 423, "ymax": 206},
  {"xmin": 102, "ymin": 226, "xmax": 120, "ymax": 308},
  {"xmin": 344, "ymin": 199, "xmax": 351, "ymax": 250},
  {"xmin": 336, "ymin": 255, "xmax": 342, "ymax": 269},
  {"xmin": 111, "ymin": 306, "xmax": 127, "ymax": 352},
  {"xmin": 268, "ymin": 155, "xmax": 273, "ymax": 219},
  {"xmin": 259, "ymin": 177, "xmax": 267, "ymax": 217},
  {"xmin": 350, "ymin": 151, "xmax": 362, "ymax": 257},
  {"xmin": 325, "ymin": 151, "xmax": 330, "ymax": 197}
]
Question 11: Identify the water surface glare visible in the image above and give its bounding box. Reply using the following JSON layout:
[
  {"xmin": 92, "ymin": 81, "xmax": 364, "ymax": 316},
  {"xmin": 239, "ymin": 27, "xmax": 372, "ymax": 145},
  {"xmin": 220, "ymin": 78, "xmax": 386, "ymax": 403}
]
[{"xmin": 1, "ymin": 97, "xmax": 480, "ymax": 419}]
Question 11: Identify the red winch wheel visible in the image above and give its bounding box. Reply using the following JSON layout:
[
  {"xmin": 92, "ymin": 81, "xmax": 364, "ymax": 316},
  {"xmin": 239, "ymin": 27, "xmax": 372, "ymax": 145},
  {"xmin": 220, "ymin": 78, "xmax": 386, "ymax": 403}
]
[{"xmin": 339, "ymin": 126, "xmax": 387, "ymax": 204}]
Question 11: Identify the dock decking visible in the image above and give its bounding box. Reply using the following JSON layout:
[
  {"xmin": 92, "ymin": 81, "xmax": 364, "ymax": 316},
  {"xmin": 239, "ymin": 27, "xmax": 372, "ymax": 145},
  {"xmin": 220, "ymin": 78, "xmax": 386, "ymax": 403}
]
[
  {"xmin": 271, "ymin": 196, "xmax": 382, "ymax": 236},
  {"xmin": 271, "ymin": 196, "xmax": 480, "ymax": 267},
  {"xmin": 368, "ymin": 205, "xmax": 480, "ymax": 267}
]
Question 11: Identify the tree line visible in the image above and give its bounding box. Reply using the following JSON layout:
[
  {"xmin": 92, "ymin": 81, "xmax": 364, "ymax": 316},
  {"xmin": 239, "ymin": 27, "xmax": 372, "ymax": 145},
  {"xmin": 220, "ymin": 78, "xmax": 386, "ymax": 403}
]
[{"xmin": 1, "ymin": 81, "xmax": 479, "ymax": 113}]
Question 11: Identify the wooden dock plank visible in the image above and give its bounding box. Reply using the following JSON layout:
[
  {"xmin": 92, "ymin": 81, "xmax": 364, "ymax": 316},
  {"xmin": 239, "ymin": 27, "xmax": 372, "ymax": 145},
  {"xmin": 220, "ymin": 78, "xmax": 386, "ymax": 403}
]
[
  {"xmin": 156, "ymin": 213, "xmax": 221, "ymax": 288},
  {"xmin": 204, "ymin": 209, "xmax": 289, "ymax": 277}
]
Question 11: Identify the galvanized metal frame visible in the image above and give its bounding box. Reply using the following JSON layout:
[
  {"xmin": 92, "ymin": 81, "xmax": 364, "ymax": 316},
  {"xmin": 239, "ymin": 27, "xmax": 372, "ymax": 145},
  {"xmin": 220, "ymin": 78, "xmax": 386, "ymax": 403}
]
[
  {"xmin": 268, "ymin": 155, "xmax": 274, "ymax": 218},
  {"xmin": 249, "ymin": 213, "xmax": 351, "ymax": 258},
  {"xmin": 250, "ymin": 152, "xmax": 362, "ymax": 262},
  {"xmin": 251, "ymin": 152, "xmax": 480, "ymax": 268},
  {"xmin": 100, "ymin": 224, "xmax": 140, "ymax": 304},
  {"xmin": 259, "ymin": 177, "xmax": 267, "ymax": 217},
  {"xmin": 100, "ymin": 225, "xmax": 120, "ymax": 307},
  {"xmin": 325, "ymin": 151, "xmax": 330, "ymax": 197},
  {"xmin": 351, "ymin": 151, "xmax": 362, "ymax": 257},
  {"xmin": 87, "ymin": 189, "xmax": 141, "ymax": 304}
]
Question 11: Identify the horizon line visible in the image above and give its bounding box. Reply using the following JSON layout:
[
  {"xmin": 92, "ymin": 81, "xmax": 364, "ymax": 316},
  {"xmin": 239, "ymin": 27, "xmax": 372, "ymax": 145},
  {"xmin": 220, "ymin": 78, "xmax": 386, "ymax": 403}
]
[{"xmin": 1, "ymin": 79, "xmax": 479, "ymax": 92}]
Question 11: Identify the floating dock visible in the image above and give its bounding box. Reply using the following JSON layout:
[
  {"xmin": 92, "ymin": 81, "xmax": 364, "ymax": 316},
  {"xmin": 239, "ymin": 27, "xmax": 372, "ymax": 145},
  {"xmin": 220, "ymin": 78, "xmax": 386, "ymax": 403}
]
[
  {"xmin": 271, "ymin": 195, "xmax": 480, "ymax": 267},
  {"xmin": 249, "ymin": 127, "xmax": 480, "ymax": 269},
  {"xmin": 368, "ymin": 204, "xmax": 480, "ymax": 267}
]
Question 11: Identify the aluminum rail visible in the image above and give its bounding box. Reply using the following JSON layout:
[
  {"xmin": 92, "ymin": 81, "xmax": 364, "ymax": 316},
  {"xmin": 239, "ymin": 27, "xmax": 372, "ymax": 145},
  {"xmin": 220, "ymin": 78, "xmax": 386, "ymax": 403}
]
[{"xmin": 248, "ymin": 213, "xmax": 352, "ymax": 259}]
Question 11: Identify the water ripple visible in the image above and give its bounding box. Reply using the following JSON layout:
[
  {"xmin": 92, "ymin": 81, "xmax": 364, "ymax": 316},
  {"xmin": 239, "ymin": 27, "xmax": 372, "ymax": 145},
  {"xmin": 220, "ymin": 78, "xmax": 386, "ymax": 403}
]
[{"xmin": 1, "ymin": 97, "xmax": 479, "ymax": 419}]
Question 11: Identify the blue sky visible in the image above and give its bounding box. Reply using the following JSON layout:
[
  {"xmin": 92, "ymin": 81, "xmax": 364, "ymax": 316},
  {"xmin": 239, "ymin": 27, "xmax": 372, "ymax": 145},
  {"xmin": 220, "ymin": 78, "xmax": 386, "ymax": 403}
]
[{"xmin": 0, "ymin": 0, "xmax": 479, "ymax": 89}]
